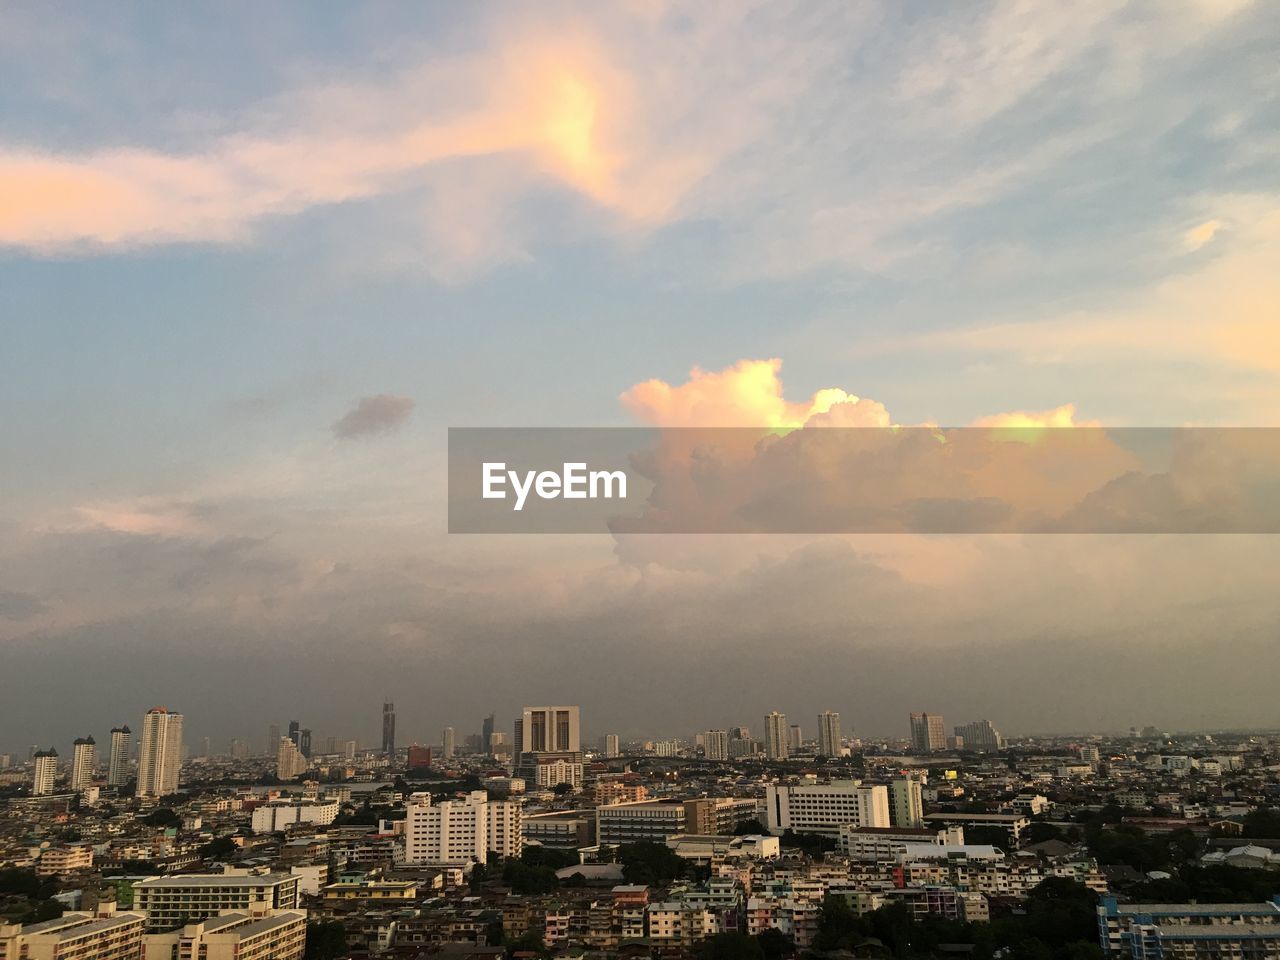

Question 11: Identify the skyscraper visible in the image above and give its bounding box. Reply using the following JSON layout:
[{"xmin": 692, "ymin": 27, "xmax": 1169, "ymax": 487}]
[
  {"xmin": 817, "ymin": 711, "xmax": 842, "ymax": 757},
  {"xmin": 601, "ymin": 734, "xmax": 620, "ymax": 758},
  {"xmin": 482, "ymin": 713, "xmax": 496, "ymax": 751},
  {"xmin": 107, "ymin": 726, "xmax": 132, "ymax": 786},
  {"xmin": 268, "ymin": 724, "xmax": 280, "ymax": 756},
  {"xmin": 276, "ymin": 736, "xmax": 307, "ymax": 780},
  {"xmin": 514, "ymin": 706, "xmax": 583, "ymax": 787},
  {"xmin": 287, "ymin": 720, "xmax": 300, "ymax": 747},
  {"xmin": 909, "ymin": 713, "xmax": 946, "ymax": 753},
  {"xmin": 32, "ymin": 749, "xmax": 57, "ymax": 796},
  {"xmin": 382, "ymin": 701, "xmax": 396, "ymax": 756},
  {"xmin": 137, "ymin": 707, "xmax": 184, "ymax": 798},
  {"xmin": 764, "ymin": 711, "xmax": 789, "ymax": 760},
  {"xmin": 703, "ymin": 730, "xmax": 729, "ymax": 761},
  {"xmin": 299, "ymin": 729, "xmax": 312, "ymax": 758},
  {"xmin": 789, "ymin": 724, "xmax": 803, "ymax": 753},
  {"xmin": 442, "ymin": 727, "xmax": 456, "ymax": 758},
  {"xmin": 70, "ymin": 736, "xmax": 96, "ymax": 791}
]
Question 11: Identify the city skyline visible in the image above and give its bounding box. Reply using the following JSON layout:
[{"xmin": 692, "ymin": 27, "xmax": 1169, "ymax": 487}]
[{"xmin": 3, "ymin": 2, "xmax": 1279, "ymax": 758}]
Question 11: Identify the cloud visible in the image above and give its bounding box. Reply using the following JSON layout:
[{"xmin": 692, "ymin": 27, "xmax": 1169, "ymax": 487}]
[
  {"xmin": 1182, "ymin": 218, "xmax": 1223, "ymax": 252},
  {"xmin": 0, "ymin": 589, "xmax": 46, "ymax": 621},
  {"xmin": 331, "ymin": 394, "xmax": 415, "ymax": 439}
]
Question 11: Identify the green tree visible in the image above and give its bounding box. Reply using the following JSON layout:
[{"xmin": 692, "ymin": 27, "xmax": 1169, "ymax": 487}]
[{"xmin": 304, "ymin": 919, "xmax": 347, "ymax": 960}]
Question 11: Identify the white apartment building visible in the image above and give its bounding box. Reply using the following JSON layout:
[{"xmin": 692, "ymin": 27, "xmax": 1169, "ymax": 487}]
[
  {"xmin": 137, "ymin": 707, "xmax": 183, "ymax": 798},
  {"xmin": 70, "ymin": 737, "xmax": 97, "ymax": 792},
  {"xmin": 703, "ymin": 730, "xmax": 729, "ymax": 761},
  {"xmin": 0, "ymin": 907, "xmax": 145, "ymax": 960},
  {"xmin": 142, "ymin": 910, "xmax": 307, "ymax": 960},
  {"xmin": 131, "ymin": 872, "xmax": 301, "ymax": 932},
  {"xmin": 275, "ymin": 737, "xmax": 307, "ymax": 781},
  {"xmin": 765, "ymin": 781, "xmax": 890, "ymax": 836},
  {"xmin": 404, "ymin": 791, "xmax": 522, "ymax": 866},
  {"xmin": 31, "ymin": 750, "xmax": 58, "ymax": 796},
  {"xmin": 250, "ymin": 799, "xmax": 340, "ymax": 834},
  {"xmin": 764, "ymin": 713, "xmax": 789, "ymax": 760}
]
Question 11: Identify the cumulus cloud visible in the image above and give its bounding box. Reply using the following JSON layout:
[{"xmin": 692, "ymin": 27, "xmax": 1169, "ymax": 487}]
[{"xmin": 331, "ymin": 394, "xmax": 415, "ymax": 440}]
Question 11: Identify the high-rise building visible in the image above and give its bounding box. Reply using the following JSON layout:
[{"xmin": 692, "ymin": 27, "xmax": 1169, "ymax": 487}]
[
  {"xmin": 890, "ymin": 776, "xmax": 925, "ymax": 828},
  {"xmin": 70, "ymin": 736, "xmax": 96, "ymax": 791},
  {"xmin": 408, "ymin": 744, "xmax": 433, "ymax": 770},
  {"xmin": 404, "ymin": 791, "xmax": 522, "ymax": 865},
  {"xmin": 382, "ymin": 701, "xmax": 396, "ymax": 755},
  {"xmin": 954, "ymin": 720, "xmax": 1004, "ymax": 752},
  {"xmin": 817, "ymin": 711, "xmax": 842, "ymax": 757},
  {"xmin": 703, "ymin": 730, "xmax": 729, "ymax": 761},
  {"xmin": 789, "ymin": 724, "xmax": 803, "ymax": 753},
  {"xmin": 107, "ymin": 726, "xmax": 132, "ymax": 786},
  {"xmin": 268, "ymin": 724, "xmax": 280, "ymax": 756},
  {"xmin": 442, "ymin": 726, "xmax": 456, "ymax": 759},
  {"xmin": 764, "ymin": 712, "xmax": 789, "ymax": 760},
  {"xmin": 909, "ymin": 713, "xmax": 946, "ymax": 753},
  {"xmin": 287, "ymin": 720, "xmax": 300, "ymax": 747},
  {"xmin": 515, "ymin": 706, "xmax": 580, "ymax": 755},
  {"xmin": 600, "ymin": 734, "xmax": 620, "ymax": 758},
  {"xmin": 32, "ymin": 748, "xmax": 58, "ymax": 795},
  {"xmin": 137, "ymin": 707, "xmax": 184, "ymax": 798},
  {"xmin": 276, "ymin": 736, "xmax": 307, "ymax": 780},
  {"xmin": 298, "ymin": 728, "xmax": 312, "ymax": 758},
  {"xmin": 482, "ymin": 713, "xmax": 496, "ymax": 751}
]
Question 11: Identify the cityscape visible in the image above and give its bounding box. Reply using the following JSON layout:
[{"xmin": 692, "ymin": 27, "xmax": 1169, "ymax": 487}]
[
  {"xmin": 4, "ymin": 703, "xmax": 1280, "ymax": 960},
  {"xmin": 4, "ymin": 2, "xmax": 1280, "ymax": 960}
]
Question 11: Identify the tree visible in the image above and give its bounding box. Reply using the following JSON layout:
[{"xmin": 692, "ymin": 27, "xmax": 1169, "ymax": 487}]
[
  {"xmin": 616, "ymin": 840, "xmax": 686, "ymax": 886},
  {"xmin": 304, "ymin": 920, "xmax": 347, "ymax": 960},
  {"xmin": 552, "ymin": 782, "xmax": 575, "ymax": 796},
  {"xmin": 696, "ymin": 932, "xmax": 765, "ymax": 960},
  {"xmin": 143, "ymin": 808, "xmax": 180, "ymax": 828},
  {"xmin": 733, "ymin": 819, "xmax": 768, "ymax": 836},
  {"xmin": 756, "ymin": 927, "xmax": 793, "ymax": 960}
]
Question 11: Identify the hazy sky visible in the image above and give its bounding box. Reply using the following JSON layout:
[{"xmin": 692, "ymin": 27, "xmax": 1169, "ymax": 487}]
[{"xmin": 2, "ymin": 1, "xmax": 1279, "ymax": 756}]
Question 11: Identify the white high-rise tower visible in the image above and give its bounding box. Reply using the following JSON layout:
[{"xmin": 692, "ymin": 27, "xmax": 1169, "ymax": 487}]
[
  {"xmin": 137, "ymin": 707, "xmax": 184, "ymax": 798},
  {"xmin": 107, "ymin": 726, "xmax": 132, "ymax": 786},
  {"xmin": 32, "ymin": 749, "xmax": 58, "ymax": 796},
  {"xmin": 764, "ymin": 711, "xmax": 789, "ymax": 760},
  {"xmin": 70, "ymin": 736, "xmax": 97, "ymax": 791}
]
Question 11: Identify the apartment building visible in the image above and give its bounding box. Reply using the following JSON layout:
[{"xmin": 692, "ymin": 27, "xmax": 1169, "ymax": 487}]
[
  {"xmin": 142, "ymin": 910, "xmax": 307, "ymax": 960},
  {"xmin": 0, "ymin": 907, "xmax": 144, "ymax": 960},
  {"xmin": 131, "ymin": 872, "xmax": 301, "ymax": 932},
  {"xmin": 764, "ymin": 781, "xmax": 890, "ymax": 836}
]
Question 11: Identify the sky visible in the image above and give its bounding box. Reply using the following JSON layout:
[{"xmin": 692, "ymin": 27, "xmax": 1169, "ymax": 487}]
[{"xmin": 2, "ymin": 0, "xmax": 1279, "ymax": 756}]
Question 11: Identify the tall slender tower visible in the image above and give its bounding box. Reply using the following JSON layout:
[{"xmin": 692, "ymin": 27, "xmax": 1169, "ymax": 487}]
[
  {"xmin": 442, "ymin": 726, "xmax": 456, "ymax": 759},
  {"xmin": 482, "ymin": 713, "xmax": 496, "ymax": 751},
  {"xmin": 764, "ymin": 712, "xmax": 789, "ymax": 760},
  {"xmin": 137, "ymin": 707, "xmax": 184, "ymax": 798},
  {"xmin": 909, "ymin": 713, "xmax": 945, "ymax": 753},
  {"xmin": 382, "ymin": 701, "xmax": 396, "ymax": 756},
  {"xmin": 70, "ymin": 736, "xmax": 97, "ymax": 791},
  {"xmin": 107, "ymin": 726, "xmax": 132, "ymax": 786},
  {"xmin": 32, "ymin": 749, "xmax": 58, "ymax": 796},
  {"xmin": 817, "ymin": 711, "xmax": 842, "ymax": 757}
]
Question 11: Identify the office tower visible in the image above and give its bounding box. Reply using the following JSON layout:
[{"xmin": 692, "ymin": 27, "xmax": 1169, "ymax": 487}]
[
  {"xmin": 789, "ymin": 724, "xmax": 803, "ymax": 753},
  {"xmin": 137, "ymin": 707, "xmax": 184, "ymax": 798},
  {"xmin": 515, "ymin": 706, "xmax": 583, "ymax": 787},
  {"xmin": 343, "ymin": 739, "xmax": 357, "ymax": 760},
  {"xmin": 404, "ymin": 791, "xmax": 522, "ymax": 865},
  {"xmin": 382, "ymin": 701, "xmax": 396, "ymax": 755},
  {"xmin": 107, "ymin": 726, "xmax": 132, "ymax": 786},
  {"xmin": 764, "ymin": 712, "xmax": 789, "ymax": 760},
  {"xmin": 229, "ymin": 738, "xmax": 251, "ymax": 760},
  {"xmin": 32, "ymin": 748, "xmax": 58, "ymax": 795},
  {"xmin": 200, "ymin": 736, "xmax": 211, "ymax": 758},
  {"xmin": 267, "ymin": 724, "xmax": 280, "ymax": 756},
  {"xmin": 516, "ymin": 706, "xmax": 580, "ymax": 754},
  {"xmin": 817, "ymin": 711, "xmax": 842, "ymax": 757},
  {"xmin": 909, "ymin": 712, "xmax": 946, "ymax": 753},
  {"xmin": 70, "ymin": 736, "xmax": 96, "ymax": 791},
  {"xmin": 890, "ymin": 776, "xmax": 925, "ymax": 828},
  {"xmin": 482, "ymin": 713, "xmax": 496, "ymax": 751},
  {"xmin": 276, "ymin": 736, "xmax": 307, "ymax": 780},
  {"xmin": 299, "ymin": 729, "xmax": 312, "ymax": 758},
  {"xmin": 287, "ymin": 720, "xmax": 300, "ymax": 747},
  {"xmin": 600, "ymin": 734, "xmax": 620, "ymax": 759},
  {"xmin": 703, "ymin": 730, "xmax": 729, "ymax": 761},
  {"xmin": 954, "ymin": 719, "xmax": 1004, "ymax": 752},
  {"xmin": 442, "ymin": 726, "xmax": 456, "ymax": 759}
]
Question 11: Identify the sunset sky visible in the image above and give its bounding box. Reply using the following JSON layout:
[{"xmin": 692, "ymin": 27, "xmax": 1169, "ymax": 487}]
[{"xmin": 3, "ymin": 1, "xmax": 1279, "ymax": 753}]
